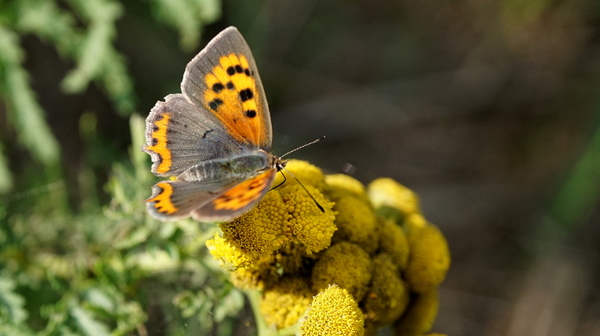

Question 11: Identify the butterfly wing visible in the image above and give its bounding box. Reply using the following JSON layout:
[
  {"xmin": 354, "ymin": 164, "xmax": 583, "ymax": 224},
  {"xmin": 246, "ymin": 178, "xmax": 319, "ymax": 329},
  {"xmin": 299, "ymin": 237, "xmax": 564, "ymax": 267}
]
[
  {"xmin": 146, "ymin": 179, "xmax": 236, "ymax": 221},
  {"xmin": 144, "ymin": 26, "xmax": 276, "ymax": 222},
  {"xmin": 143, "ymin": 94, "xmax": 244, "ymax": 177},
  {"xmin": 146, "ymin": 169, "xmax": 275, "ymax": 222},
  {"xmin": 191, "ymin": 169, "xmax": 276, "ymax": 222},
  {"xmin": 181, "ymin": 26, "xmax": 272, "ymax": 151}
]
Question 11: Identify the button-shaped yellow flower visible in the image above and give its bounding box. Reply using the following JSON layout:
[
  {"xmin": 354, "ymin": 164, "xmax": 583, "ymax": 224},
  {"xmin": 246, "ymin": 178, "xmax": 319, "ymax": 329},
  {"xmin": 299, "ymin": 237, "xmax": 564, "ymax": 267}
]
[
  {"xmin": 325, "ymin": 173, "xmax": 368, "ymax": 202},
  {"xmin": 298, "ymin": 285, "xmax": 365, "ymax": 336},
  {"xmin": 403, "ymin": 212, "xmax": 428, "ymax": 234},
  {"xmin": 404, "ymin": 224, "xmax": 451, "ymax": 293},
  {"xmin": 229, "ymin": 255, "xmax": 278, "ymax": 290},
  {"xmin": 259, "ymin": 276, "xmax": 313, "ymax": 329},
  {"xmin": 378, "ymin": 218, "xmax": 409, "ymax": 270},
  {"xmin": 367, "ymin": 178, "xmax": 420, "ymax": 218},
  {"xmin": 332, "ymin": 195, "xmax": 379, "ymax": 254},
  {"xmin": 311, "ymin": 242, "xmax": 372, "ymax": 302},
  {"xmin": 363, "ymin": 253, "xmax": 410, "ymax": 326},
  {"xmin": 394, "ymin": 289, "xmax": 439, "ymax": 336},
  {"xmin": 220, "ymin": 190, "xmax": 292, "ymax": 261},
  {"xmin": 279, "ymin": 184, "xmax": 336, "ymax": 254},
  {"xmin": 205, "ymin": 233, "xmax": 254, "ymax": 270}
]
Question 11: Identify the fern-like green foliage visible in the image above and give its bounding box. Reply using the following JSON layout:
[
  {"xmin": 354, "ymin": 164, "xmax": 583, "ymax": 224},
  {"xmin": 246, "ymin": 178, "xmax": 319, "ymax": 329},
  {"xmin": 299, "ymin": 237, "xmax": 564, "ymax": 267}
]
[
  {"xmin": 0, "ymin": 115, "xmax": 243, "ymax": 335},
  {"xmin": 150, "ymin": 0, "xmax": 222, "ymax": 51},
  {"xmin": 0, "ymin": 0, "xmax": 221, "ymax": 194},
  {"xmin": 0, "ymin": 0, "xmax": 234, "ymax": 334}
]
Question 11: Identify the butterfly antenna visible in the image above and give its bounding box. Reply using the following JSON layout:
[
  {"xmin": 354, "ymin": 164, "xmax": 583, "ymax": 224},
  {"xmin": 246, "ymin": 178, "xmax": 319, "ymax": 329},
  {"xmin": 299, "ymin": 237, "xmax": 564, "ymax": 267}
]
[
  {"xmin": 280, "ymin": 136, "xmax": 326, "ymax": 159},
  {"xmin": 270, "ymin": 171, "xmax": 287, "ymax": 191},
  {"xmin": 281, "ymin": 168, "xmax": 325, "ymax": 213}
]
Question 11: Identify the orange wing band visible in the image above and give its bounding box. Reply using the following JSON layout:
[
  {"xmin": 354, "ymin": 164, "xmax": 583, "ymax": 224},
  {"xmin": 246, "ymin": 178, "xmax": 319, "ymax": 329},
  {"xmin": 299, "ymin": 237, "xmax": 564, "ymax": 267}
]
[
  {"xmin": 212, "ymin": 170, "xmax": 273, "ymax": 211},
  {"xmin": 147, "ymin": 182, "xmax": 178, "ymax": 214},
  {"xmin": 146, "ymin": 113, "xmax": 173, "ymax": 174}
]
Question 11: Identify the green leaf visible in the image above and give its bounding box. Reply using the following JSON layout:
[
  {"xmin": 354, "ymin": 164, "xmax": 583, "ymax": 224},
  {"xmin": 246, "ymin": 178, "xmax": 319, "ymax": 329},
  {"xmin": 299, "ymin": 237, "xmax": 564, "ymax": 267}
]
[
  {"xmin": 150, "ymin": 0, "xmax": 220, "ymax": 50},
  {"xmin": 0, "ymin": 323, "xmax": 36, "ymax": 336},
  {"xmin": 84, "ymin": 288, "xmax": 115, "ymax": 313},
  {"xmin": 0, "ymin": 25, "xmax": 60, "ymax": 165},
  {"xmin": 61, "ymin": 22, "xmax": 116, "ymax": 93},
  {"xmin": 0, "ymin": 276, "xmax": 28, "ymax": 324},
  {"xmin": 70, "ymin": 304, "xmax": 111, "ymax": 336},
  {"xmin": 16, "ymin": 0, "xmax": 80, "ymax": 55}
]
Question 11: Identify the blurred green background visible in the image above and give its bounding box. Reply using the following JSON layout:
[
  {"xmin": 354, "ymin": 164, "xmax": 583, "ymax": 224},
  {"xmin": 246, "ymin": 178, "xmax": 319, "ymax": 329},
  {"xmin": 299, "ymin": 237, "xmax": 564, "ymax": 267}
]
[{"xmin": 1, "ymin": 0, "xmax": 600, "ymax": 335}]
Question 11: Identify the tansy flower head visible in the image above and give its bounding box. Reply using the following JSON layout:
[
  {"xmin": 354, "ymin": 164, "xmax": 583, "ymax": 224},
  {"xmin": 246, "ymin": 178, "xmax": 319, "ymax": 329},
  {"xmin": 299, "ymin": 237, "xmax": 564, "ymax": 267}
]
[
  {"xmin": 220, "ymin": 190, "xmax": 292, "ymax": 261},
  {"xmin": 229, "ymin": 255, "xmax": 279, "ymax": 290},
  {"xmin": 273, "ymin": 159, "xmax": 327, "ymax": 191},
  {"xmin": 205, "ymin": 233, "xmax": 254, "ymax": 270},
  {"xmin": 404, "ymin": 224, "xmax": 451, "ymax": 293},
  {"xmin": 331, "ymin": 194, "xmax": 379, "ymax": 254},
  {"xmin": 259, "ymin": 276, "xmax": 313, "ymax": 329},
  {"xmin": 311, "ymin": 242, "xmax": 372, "ymax": 302},
  {"xmin": 279, "ymin": 184, "xmax": 336, "ymax": 254},
  {"xmin": 363, "ymin": 253, "xmax": 410, "ymax": 326},
  {"xmin": 202, "ymin": 161, "xmax": 450, "ymax": 335},
  {"xmin": 394, "ymin": 289, "xmax": 439, "ymax": 336},
  {"xmin": 403, "ymin": 212, "xmax": 428, "ymax": 234},
  {"xmin": 298, "ymin": 285, "xmax": 365, "ymax": 336},
  {"xmin": 325, "ymin": 173, "xmax": 368, "ymax": 202},
  {"xmin": 378, "ymin": 218, "xmax": 410, "ymax": 270},
  {"xmin": 367, "ymin": 178, "xmax": 420, "ymax": 221}
]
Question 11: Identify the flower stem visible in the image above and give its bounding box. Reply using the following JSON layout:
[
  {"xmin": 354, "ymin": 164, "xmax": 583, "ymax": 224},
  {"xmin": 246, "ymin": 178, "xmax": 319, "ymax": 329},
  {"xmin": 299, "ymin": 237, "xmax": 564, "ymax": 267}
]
[{"xmin": 244, "ymin": 289, "xmax": 298, "ymax": 336}]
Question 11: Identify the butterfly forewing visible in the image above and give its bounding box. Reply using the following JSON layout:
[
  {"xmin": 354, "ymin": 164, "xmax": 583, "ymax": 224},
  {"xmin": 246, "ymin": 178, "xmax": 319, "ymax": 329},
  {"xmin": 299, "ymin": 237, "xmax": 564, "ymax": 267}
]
[
  {"xmin": 181, "ymin": 27, "xmax": 272, "ymax": 151},
  {"xmin": 143, "ymin": 94, "xmax": 243, "ymax": 177}
]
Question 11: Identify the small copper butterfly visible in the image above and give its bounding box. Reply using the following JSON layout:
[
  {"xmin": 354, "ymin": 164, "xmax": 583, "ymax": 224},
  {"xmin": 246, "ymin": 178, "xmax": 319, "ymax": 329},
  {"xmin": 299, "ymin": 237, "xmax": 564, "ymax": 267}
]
[{"xmin": 143, "ymin": 27, "xmax": 286, "ymax": 222}]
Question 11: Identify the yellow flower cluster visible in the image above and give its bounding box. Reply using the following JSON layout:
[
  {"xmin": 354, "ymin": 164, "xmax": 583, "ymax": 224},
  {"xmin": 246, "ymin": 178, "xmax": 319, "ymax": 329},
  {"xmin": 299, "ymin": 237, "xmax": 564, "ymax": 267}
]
[
  {"xmin": 205, "ymin": 160, "xmax": 451, "ymax": 335},
  {"xmin": 298, "ymin": 285, "xmax": 364, "ymax": 336}
]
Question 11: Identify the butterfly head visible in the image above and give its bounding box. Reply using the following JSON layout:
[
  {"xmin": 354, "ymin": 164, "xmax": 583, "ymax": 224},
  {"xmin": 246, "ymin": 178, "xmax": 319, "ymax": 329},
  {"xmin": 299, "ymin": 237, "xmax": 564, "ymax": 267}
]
[{"xmin": 274, "ymin": 156, "xmax": 288, "ymax": 172}]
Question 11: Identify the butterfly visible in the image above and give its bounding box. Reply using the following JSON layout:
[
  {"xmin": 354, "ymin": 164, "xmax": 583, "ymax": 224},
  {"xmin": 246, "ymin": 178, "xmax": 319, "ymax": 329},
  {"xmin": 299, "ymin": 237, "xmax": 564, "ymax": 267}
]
[{"xmin": 143, "ymin": 27, "xmax": 286, "ymax": 222}]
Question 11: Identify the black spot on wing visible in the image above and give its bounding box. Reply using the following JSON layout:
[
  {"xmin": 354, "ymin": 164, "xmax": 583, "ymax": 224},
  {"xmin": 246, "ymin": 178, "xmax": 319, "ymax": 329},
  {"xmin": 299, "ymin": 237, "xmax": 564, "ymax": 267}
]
[
  {"xmin": 209, "ymin": 98, "xmax": 224, "ymax": 111},
  {"xmin": 239, "ymin": 89, "xmax": 253, "ymax": 102},
  {"xmin": 212, "ymin": 83, "xmax": 224, "ymax": 93}
]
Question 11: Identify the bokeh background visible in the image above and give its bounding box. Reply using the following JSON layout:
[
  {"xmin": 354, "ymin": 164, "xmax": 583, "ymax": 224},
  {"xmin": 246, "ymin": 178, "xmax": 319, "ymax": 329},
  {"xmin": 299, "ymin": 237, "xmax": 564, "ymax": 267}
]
[{"xmin": 1, "ymin": 0, "xmax": 600, "ymax": 335}]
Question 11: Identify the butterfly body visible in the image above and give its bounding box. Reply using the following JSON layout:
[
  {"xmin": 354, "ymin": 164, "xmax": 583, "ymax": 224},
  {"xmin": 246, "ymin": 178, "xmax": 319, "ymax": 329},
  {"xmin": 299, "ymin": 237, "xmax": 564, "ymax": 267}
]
[
  {"xmin": 143, "ymin": 27, "xmax": 283, "ymax": 222},
  {"xmin": 176, "ymin": 151, "xmax": 272, "ymax": 183}
]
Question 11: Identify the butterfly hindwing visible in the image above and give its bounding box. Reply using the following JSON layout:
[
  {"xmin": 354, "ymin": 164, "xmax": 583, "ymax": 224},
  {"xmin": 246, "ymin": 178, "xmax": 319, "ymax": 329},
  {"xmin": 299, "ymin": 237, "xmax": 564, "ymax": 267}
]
[
  {"xmin": 143, "ymin": 94, "xmax": 244, "ymax": 177},
  {"xmin": 146, "ymin": 179, "xmax": 235, "ymax": 221},
  {"xmin": 181, "ymin": 26, "xmax": 272, "ymax": 151},
  {"xmin": 191, "ymin": 169, "xmax": 276, "ymax": 222}
]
